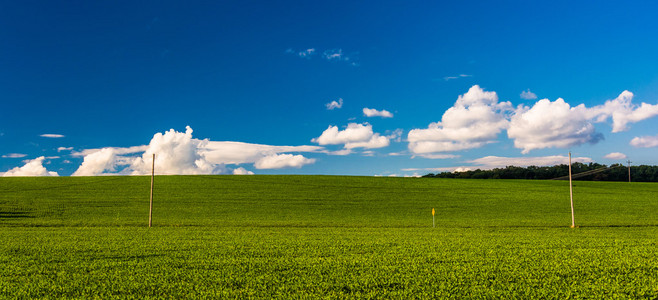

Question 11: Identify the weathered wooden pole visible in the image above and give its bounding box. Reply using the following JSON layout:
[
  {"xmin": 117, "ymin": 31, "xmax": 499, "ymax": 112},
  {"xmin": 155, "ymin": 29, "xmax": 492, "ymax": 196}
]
[
  {"xmin": 569, "ymin": 152, "xmax": 575, "ymax": 228},
  {"xmin": 149, "ymin": 154, "xmax": 154, "ymax": 228}
]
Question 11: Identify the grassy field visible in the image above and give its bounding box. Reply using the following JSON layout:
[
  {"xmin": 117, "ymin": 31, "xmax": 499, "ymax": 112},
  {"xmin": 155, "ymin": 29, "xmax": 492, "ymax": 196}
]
[{"xmin": 1, "ymin": 175, "xmax": 657, "ymax": 298}]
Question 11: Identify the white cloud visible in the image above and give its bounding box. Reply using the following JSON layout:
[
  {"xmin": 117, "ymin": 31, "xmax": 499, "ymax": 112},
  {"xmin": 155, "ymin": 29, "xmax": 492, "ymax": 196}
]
[
  {"xmin": 295, "ymin": 48, "xmax": 316, "ymax": 58},
  {"xmin": 72, "ymin": 148, "xmax": 122, "ymax": 176},
  {"xmin": 363, "ymin": 108, "xmax": 393, "ymax": 118},
  {"xmin": 508, "ymin": 98, "xmax": 603, "ymax": 154},
  {"xmin": 57, "ymin": 147, "xmax": 73, "ymax": 152},
  {"xmin": 508, "ymin": 90, "xmax": 658, "ymax": 153},
  {"xmin": 520, "ymin": 89, "xmax": 537, "ymax": 100},
  {"xmin": 443, "ymin": 74, "xmax": 472, "ymax": 81},
  {"xmin": 254, "ymin": 154, "xmax": 316, "ymax": 169},
  {"xmin": 326, "ymin": 98, "xmax": 343, "ymax": 110},
  {"xmin": 408, "ymin": 85, "xmax": 512, "ymax": 154},
  {"xmin": 604, "ymin": 152, "xmax": 627, "ymax": 160},
  {"xmin": 232, "ymin": 167, "xmax": 254, "ymax": 175},
  {"xmin": 630, "ymin": 135, "xmax": 658, "ymax": 148},
  {"xmin": 588, "ymin": 91, "xmax": 658, "ymax": 133},
  {"xmin": 323, "ymin": 49, "xmax": 344, "ymax": 60},
  {"xmin": 72, "ymin": 127, "xmax": 322, "ymax": 176},
  {"xmin": 40, "ymin": 134, "xmax": 65, "ymax": 138},
  {"xmin": 312, "ymin": 123, "xmax": 390, "ymax": 149},
  {"xmin": 2, "ymin": 153, "xmax": 27, "ymax": 158},
  {"xmin": 3, "ymin": 157, "xmax": 59, "ymax": 177}
]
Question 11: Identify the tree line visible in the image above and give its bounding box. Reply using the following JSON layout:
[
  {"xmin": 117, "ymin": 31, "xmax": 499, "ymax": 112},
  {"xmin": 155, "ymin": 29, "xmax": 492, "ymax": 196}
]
[{"xmin": 423, "ymin": 163, "xmax": 658, "ymax": 182}]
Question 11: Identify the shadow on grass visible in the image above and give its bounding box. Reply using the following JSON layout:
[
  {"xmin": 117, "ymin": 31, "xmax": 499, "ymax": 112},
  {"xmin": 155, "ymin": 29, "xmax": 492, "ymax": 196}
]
[{"xmin": 0, "ymin": 211, "xmax": 35, "ymax": 219}]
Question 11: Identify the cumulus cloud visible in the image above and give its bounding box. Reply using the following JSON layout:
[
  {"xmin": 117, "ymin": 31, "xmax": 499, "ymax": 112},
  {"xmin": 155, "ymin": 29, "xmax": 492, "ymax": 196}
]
[
  {"xmin": 508, "ymin": 90, "xmax": 657, "ymax": 153},
  {"xmin": 630, "ymin": 135, "xmax": 658, "ymax": 148},
  {"xmin": 508, "ymin": 98, "xmax": 603, "ymax": 154},
  {"xmin": 326, "ymin": 98, "xmax": 343, "ymax": 110},
  {"xmin": 254, "ymin": 154, "xmax": 316, "ymax": 169},
  {"xmin": 363, "ymin": 108, "xmax": 393, "ymax": 118},
  {"xmin": 604, "ymin": 152, "xmax": 627, "ymax": 160},
  {"xmin": 312, "ymin": 123, "xmax": 390, "ymax": 149},
  {"xmin": 40, "ymin": 134, "xmax": 65, "ymax": 138},
  {"xmin": 587, "ymin": 91, "xmax": 658, "ymax": 132},
  {"xmin": 2, "ymin": 153, "xmax": 27, "ymax": 158},
  {"xmin": 520, "ymin": 89, "xmax": 537, "ymax": 100},
  {"xmin": 408, "ymin": 85, "xmax": 512, "ymax": 154},
  {"xmin": 71, "ymin": 127, "xmax": 321, "ymax": 176},
  {"xmin": 3, "ymin": 157, "xmax": 59, "ymax": 177}
]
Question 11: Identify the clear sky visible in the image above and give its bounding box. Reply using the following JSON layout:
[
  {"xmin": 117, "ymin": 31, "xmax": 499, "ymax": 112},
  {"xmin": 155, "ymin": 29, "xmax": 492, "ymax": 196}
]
[{"xmin": 2, "ymin": 1, "xmax": 658, "ymax": 177}]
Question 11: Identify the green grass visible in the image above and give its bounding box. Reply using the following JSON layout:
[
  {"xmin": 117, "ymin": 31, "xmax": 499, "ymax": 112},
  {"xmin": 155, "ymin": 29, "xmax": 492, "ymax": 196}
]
[{"xmin": 1, "ymin": 176, "xmax": 657, "ymax": 298}]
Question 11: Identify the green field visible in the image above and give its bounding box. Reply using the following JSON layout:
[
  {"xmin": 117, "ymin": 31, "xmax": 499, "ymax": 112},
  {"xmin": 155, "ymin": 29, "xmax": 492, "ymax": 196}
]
[{"xmin": 1, "ymin": 176, "xmax": 657, "ymax": 298}]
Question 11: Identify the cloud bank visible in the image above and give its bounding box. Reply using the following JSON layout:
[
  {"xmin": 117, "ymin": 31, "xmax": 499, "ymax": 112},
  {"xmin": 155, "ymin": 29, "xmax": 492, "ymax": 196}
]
[
  {"xmin": 71, "ymin": 126, "xmax": 320, "ymax": 176},
  {"xmin": 410, "ymin": 86, "xmax": 658, "ymax": 155}
]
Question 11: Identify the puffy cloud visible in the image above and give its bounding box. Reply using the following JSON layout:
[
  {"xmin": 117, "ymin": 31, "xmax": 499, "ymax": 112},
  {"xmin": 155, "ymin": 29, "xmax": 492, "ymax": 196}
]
[
  {"xmin": 71, "ymin": 127, "xmax": 321, "ymax": 176},
  {"xmin": 508, "ymin": 98, "xmax": 603, "ymax": 154},
  {"xmin": 312, "ymin": 123, "xmax": 390, "ymax": 149},
  {"xmin": 520, "ymin": 89, "xmax": 537, "ymax": 100},
  {"xmin": 57, "ymin": 147, "xmax": 73, "ymax": 152},
  {"xmin": 508, "ymin": 91, "xmax": 658, "ymax": 153},
  {"xmin": 326, "ymin": 98, "xmax": 343, "ymax": 110},
  {"xmin": 72, "ymin": 148, "xmax": 122, "ymax": 176},
  {"xmin": 408, "ymin": 85, "xmax": 512, "ymax": 154},
  {"xmin": 630, "ymin": 135, "xmax": 658, "ymax": 148},
  {"xmin": 232, "ymin": 167, "xmax": 254, "ymax": 175},
  {"xmin": 363, "ymin": 108, "xmax": 393, "ymax": 118},
  {"xmin": 3, "ymin": 157, "xmax": 59, "ymax": 177},
  {"xmin": 2, "ymin": 153, "xmax": 27, "ymax": 158},
  {"xmin": 40, "ymin": 134, "xmax": 65, "ymax": 138},
  {"xmin": 254, "ymin": 154, "xmax": 316, "ymax": 169},
  {"xmin": 588, "ymin": 91, "xmax": 658, "ymax": 132},
  {"xmin": 604, "ymin": 152, "xmax": 627, "ymax": 160}
]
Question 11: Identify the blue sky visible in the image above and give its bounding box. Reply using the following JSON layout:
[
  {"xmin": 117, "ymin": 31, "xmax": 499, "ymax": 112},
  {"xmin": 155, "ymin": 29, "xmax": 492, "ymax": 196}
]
[{"xmin": 2, "ymin": 1, "xmax": 658, "ymax": 176}]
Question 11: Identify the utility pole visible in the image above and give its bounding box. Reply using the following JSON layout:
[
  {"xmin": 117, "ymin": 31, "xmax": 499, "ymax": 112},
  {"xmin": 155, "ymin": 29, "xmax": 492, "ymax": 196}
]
[
  {"xmin": 149, "ymin": 154, "xmax": 155, "ymax": 228},
  {"xmin": 627, "ymin": 160, "xmax": 632, "ymax": 183},
  {"xmin": 569, "ymin": 152, "xmax": 575, "ymax": 228}
]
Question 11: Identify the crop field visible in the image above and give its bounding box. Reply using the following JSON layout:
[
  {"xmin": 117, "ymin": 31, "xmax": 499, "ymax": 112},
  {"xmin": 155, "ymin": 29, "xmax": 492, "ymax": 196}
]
[{"xmin": 1, "ymin": 175, "xmax": 657, "ymax": 298}]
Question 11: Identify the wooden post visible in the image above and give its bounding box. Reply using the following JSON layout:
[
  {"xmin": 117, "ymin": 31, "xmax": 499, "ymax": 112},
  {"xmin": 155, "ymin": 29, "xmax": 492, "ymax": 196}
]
[
  {"xmin": 627, "ymin": 160, "xmax": 632, "ymax": 183},
  {"xmin": 569, "ymin": 152, "xmax": 575, "ymax": 228},
  {"xmin": 149, "ymin": 154, "xmax": 154, "ymax": 228}
]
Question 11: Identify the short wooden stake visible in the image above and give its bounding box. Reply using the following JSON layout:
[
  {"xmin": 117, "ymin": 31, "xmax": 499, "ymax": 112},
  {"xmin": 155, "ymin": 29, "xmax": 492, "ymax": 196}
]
[{"xmin": 149, "ymin": 154, "xmax": 154, "ymax": 228}]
